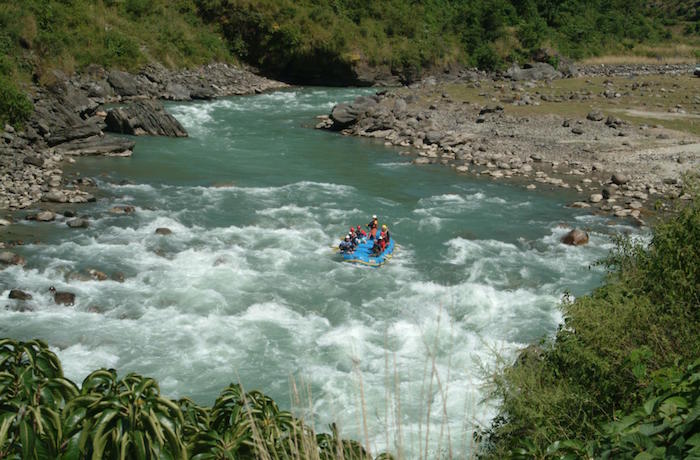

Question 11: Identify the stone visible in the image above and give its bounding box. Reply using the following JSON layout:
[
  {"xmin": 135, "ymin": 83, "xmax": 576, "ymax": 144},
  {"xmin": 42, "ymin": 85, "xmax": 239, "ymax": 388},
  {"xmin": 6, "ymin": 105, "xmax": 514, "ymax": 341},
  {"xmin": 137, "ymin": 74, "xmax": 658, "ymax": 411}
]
[
  {"xmin": 23, "ymin": 155, "xmax": 44, "ymax": 167},
  {"xmin": 88, "ymin": 269, "xmax": 108, "ymax": 281},
  {"xmin": 109, "ymin": 205, "xmax": 135, "ymax": 214},
  {"xmin": 35, "ymin": 211, "xmax": 56, "ymax": 222},
  {"xmin": 571, "ymin": 127, "xmax": 584, "ymax": 135},
  {"xmin": 66, "ymin": 218, "xmax": 89, "ymax": 228},
  {"xmin": 9, "ymin": 289, "xmax": 32, "ymax": 300},
  {"xmin": 155, "ymin": 227, "xmax": 172, "ymax": 235},
  {"xmin": 107, "ymin": 70, "xmax": 140, "ymax": 97},
  {"xmin": 590, "ymin": 193, "xmax": 603, "ymax": 203},
  {"xmin": 0, "ymin": 219, "xmax": 11, "ymax": 226},
  {"xmin": 587, "ymin": 110, "xmax": 604, "ymax": 121},
  {"xmin": 0, "ymin": 251, "xmax": 25, "ymax": 266},
  {"xmin": 561, "ymin": 228, "xmax": 589, "ymax": 246},
  {"xmin": 602, "ymin": 188, "xmax": 612, "ymax": 199},
  {"xmin": 424, "ymin": 131, "xmax": 443, "ymax": 145},
  {"xmin": 506, "ymin": 62, "xmax": 561, "ymax": 81},
  {"xmin": 105, "ymin": 100, "xmax": 188, "ymax": 137},
  {"xmin": 571, "ymin": 202, "xmax": 590, "ymax": 208},
  {"xmin": 51, "ymin": 288, "xmax": 75, "ymax": 306},
  {"xmin": 43, "ymin": 191, "xmax": 67, "ymax": 203},
  {"xmin": 629, "ymin": 201, "xmax": 643, "ymax": 210},
  {"xmin": 611, "ymin": 173, "xmax": 628, "ymax": 185},
  {"xmin": 53, "ymin": 135, "xmax": 135, "ymax": 157}
]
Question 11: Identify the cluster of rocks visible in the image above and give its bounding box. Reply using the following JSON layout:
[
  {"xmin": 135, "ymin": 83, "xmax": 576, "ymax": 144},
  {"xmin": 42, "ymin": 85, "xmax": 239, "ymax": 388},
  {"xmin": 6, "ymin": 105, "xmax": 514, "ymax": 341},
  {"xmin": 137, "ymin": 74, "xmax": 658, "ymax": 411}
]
[
  {"xmin": 0, "ymin": 63, "xmax": 286, "ymax": 211},
  {"xmin": 319, "ymin": 81, "xmax": 697, "ymax": 223},
  {"xmin": 577, "ymin": 63, "xmax": 695, "ymax": 78}
]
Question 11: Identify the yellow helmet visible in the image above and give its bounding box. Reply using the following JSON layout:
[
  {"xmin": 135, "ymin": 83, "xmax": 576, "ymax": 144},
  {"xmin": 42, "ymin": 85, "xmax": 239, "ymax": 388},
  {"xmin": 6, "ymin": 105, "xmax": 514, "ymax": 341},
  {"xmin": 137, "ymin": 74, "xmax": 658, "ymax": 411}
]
[{"xmin": 382, "ymin": 224, "xmax": 387, "ymax": 229}]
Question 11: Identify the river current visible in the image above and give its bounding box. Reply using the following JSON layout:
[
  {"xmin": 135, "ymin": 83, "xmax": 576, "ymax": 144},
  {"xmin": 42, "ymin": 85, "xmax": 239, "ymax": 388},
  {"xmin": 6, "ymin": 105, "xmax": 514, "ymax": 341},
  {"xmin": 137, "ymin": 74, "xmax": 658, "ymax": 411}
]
[{"xmin": 1, "ymin": 88, "xmax": 635, "ymax": 456}]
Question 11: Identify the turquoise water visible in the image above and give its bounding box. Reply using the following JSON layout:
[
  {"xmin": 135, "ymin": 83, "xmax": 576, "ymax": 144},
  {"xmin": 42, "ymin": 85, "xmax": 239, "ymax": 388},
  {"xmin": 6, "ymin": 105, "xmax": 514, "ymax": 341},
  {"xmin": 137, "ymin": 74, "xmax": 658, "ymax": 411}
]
[{"xmin": 0, "ymin": 88, "xmax": 634, "ymax": 456}]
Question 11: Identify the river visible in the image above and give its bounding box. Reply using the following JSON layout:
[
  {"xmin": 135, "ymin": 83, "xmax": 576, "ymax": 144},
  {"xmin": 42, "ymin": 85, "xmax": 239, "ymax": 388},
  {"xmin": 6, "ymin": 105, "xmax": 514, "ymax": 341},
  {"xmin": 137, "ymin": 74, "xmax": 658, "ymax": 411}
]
[{"xmin": 0, "ymin": 88, "xmax": 634, "ymax": 456}]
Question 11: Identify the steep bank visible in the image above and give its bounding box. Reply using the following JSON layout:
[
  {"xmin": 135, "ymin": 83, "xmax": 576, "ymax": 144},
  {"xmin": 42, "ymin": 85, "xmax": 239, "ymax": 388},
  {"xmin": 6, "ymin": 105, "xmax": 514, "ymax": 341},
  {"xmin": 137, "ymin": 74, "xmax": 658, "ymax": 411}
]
[
  {"xmin": 318, "ymin": 66, "xmax": 699, "ymax": 222},
  {"xmin": 0, "ymin": 63, "xmax": 286, "ymax": 210}
]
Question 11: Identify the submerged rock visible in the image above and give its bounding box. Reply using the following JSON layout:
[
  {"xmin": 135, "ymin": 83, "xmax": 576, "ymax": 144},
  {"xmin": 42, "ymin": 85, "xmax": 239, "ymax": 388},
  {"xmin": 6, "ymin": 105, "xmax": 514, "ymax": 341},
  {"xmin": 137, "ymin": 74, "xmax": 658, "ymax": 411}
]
[
  {"xmin": 155, "ymin": 227, "xmax": 172, "ymax": 235},
  {"xmin": 66, "ymin": 218, "xmax": 89, "ymax": 228}
]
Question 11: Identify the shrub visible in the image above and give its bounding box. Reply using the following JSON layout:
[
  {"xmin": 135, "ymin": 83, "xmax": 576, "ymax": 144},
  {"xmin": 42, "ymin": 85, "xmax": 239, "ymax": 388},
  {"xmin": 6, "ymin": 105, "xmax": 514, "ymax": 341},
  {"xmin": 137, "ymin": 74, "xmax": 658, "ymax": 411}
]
[
  {"xmin": 0, "ymin": 76, "xmax": 32, "ymax": 126},
  {"xmin": 471, "ymin": 44, "xmax": 504, "ymax": 71}
]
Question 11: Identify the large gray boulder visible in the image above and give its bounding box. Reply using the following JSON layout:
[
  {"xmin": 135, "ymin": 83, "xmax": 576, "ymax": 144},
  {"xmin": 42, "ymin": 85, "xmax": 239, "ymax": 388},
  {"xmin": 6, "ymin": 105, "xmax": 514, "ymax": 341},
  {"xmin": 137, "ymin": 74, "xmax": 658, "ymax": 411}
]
[
  {"xmin": 105, "ymin": 100, "xmax": 188, "ymax": 137},
  {"xmin": 107, "ymin": 70, "xmax": 140, "ymax": 97},
  {"xmin": 329, "ymin": 96, "xmax": 379, "ymax": 129},
  {"xmin": 507, "ymin": 62, "xmax": 562, "ymax": 81},
  {"xmin": 46, "ymin": 122, "xmax": 103, "ymax": 146},
  {"xmin": 0, "ymin": 251, "xmax": 25, "ymax": 266}
]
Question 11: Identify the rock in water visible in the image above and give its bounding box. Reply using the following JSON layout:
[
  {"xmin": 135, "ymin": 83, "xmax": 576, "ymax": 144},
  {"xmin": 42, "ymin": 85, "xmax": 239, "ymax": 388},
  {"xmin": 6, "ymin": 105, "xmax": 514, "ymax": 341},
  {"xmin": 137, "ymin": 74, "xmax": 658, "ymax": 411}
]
[
  {"xmin": 35, "ymin": 211, "xmax": 56, "ymax": 222},
  {"xmin": 105, "ymin": 100, "xmax": 188, "ymax": 137},
  {"xmin": 155, "ymin": 227, "xmax": 172, "ymax": 235},
  {"xmin": 9, "ymin": 289, "xmax": 32, "ymax": 300},
  {"xmin": 0, "ymin": 251, "xmax": 26, "ymax": 266},
  {"xmin": 561, "ymin": 229, "xmax": 589, "ymax": 246},
  {"xmin": 49, "ymin": 287, "xmax": 75, "ymax": 306},
  {"xmin": 66, "ymin": 218, "xmax": 89, "ymax": 228}
]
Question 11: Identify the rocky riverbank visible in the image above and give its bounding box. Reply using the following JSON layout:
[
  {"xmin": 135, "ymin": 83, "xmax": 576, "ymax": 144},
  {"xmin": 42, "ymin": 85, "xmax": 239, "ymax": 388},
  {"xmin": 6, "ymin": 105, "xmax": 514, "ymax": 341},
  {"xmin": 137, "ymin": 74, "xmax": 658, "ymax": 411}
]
[
  {"xmin": 318, "ymin": 66, "xmax": 699, "ymax": 224},
  {"xmin": 0, "ymin": 63, "xmax": 286, "ymax": 211}
]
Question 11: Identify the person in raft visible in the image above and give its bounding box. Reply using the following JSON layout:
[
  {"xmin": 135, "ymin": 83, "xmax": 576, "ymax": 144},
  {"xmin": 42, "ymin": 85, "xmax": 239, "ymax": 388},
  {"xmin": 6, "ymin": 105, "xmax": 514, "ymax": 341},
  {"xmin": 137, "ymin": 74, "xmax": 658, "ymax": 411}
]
[
  {"xmin": 339, "ymin": 234, "xmax": 354, "ymax": 253},
  {"xmin": 380, "ymin": 224, "xmax": 390, "ymax": 243},
  {"xmin": 371, "ymin": 235, "xmax": 386, "ymax": 256},
  {"xmin": 355, "ymin": 225, "xmax": 367, "ymax": 239},
  {"xmin": 367, "ymin": 214, "xmax": 379, "ymax": 239}
]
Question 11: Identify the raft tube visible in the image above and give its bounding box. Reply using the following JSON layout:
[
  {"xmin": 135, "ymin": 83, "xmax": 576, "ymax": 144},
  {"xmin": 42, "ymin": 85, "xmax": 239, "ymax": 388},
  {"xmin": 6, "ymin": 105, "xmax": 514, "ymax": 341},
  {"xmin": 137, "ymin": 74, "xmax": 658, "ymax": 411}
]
[{"xmin": 340, "ymin": 238, "xmax": 395, "ymax": 267}]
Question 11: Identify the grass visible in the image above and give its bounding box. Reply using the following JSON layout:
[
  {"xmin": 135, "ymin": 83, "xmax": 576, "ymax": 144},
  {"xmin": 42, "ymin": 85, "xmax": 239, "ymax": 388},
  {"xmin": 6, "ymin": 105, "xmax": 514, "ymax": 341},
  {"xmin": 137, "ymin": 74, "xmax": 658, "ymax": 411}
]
[{"xmin": 440, "ymin": 74, "xmax": 700, "ymax": 137}]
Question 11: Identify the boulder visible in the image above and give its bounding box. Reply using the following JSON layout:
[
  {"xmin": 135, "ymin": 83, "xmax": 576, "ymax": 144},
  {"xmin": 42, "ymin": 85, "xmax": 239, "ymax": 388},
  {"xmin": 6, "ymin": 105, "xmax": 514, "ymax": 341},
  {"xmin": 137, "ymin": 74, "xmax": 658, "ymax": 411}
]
[
  {"xmin": 611, "ymin": 173, "xmax": 628, "ymax": 185},
  {"xmin": 0, "ymin": 251, "xmax": 25, "ymax": 266},
  {"xmin": 424, "ymin": 131, "xmax": 443, "ymax": 145},
  {"xmin": 23, "ymin": 155, "xmax": 44, "ymax": 167},
  {"xmin": 35, "ymin": 211, "xmax": 56, "ymax": 222},
  {"xmin": 587, "ymin": 110, "xmax": 605, "ymax": 121},
  {"xmin": 571, "ymin": 127, "xmax": 584, "ymax": 135},
  {"xmin": 155, "ymin": 227, "xmax": 172, "ymax": 235},
  {"xmin": 189, "ymin": 84, "xmax": 216, "ymax": 100},
  {"xmin": 107, "ymin": 70, "xmax": 140, "ymax": 97},
  {"xmin": 66, "ymin": 218, "xmax": 89, "ymax": 228},
  {"xmin": 46, "ymin": 122, "xmax": 103, "ymax": 146},
  {"xmin": 105, "ymin": 100, "xmax": 188, "ymax": 137},
  {"xmin": 43, "ymin": 191, "xmax": 67, "ymax": 203},
  {"xmin": 9, "ymin": 289, "xmax": 32, "ymax": 300},
  {"xmin": 109, "ymin": 205, "xmax": 135, "ymax": 214},
  {"xmin": 589, "ymin": 193, "xmax": 603, "ymax": 203},
  {"xmin": 506, "ymin": 62, "xmax": 561, "ymax": 81},
  {"xmin": 88, "ymin": 269, "xmax": 108, "ymax": 281},
  {"xmin": 164, "ymin": 83, "xmax": 191, "ymax": 100},
  {"xmin": 52, "ymin": 290, "xmax": 75, "ymax": 306},
  {"xmin": 561, "ymin": 228, "xmax": 589, "ymax": 246},
  {"xmin": 54, "ymin": 135, "xmax": 135, "ymax": 157},
  {"xmin": 329, "ymin": 96, "xmax": 378, "ymax": 129}
]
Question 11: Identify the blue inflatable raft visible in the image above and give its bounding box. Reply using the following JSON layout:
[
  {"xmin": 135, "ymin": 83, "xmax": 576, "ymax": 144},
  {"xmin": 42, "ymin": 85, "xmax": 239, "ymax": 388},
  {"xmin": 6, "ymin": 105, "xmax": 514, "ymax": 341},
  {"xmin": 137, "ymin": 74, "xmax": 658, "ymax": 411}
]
[{"xmin": 339, "ymin": 237, "xmax": 395, "ymax": 267}]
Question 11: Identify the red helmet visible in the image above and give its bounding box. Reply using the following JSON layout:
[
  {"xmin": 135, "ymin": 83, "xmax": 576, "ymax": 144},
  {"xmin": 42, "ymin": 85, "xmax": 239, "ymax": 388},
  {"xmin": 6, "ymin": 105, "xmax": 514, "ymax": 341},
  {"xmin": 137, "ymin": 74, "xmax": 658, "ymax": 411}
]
[{"xmin": 350, "ymin": 227, "xmax": 354, "ymax": 232}]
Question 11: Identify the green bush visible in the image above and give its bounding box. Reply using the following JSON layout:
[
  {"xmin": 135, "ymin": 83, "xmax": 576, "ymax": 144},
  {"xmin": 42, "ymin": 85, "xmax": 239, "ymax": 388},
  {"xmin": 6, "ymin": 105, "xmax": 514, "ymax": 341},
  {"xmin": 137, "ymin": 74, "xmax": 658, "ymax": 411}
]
[
  {"xmin": 0, "ymin": 76, "xmax": 32, "ymax": 127},
  {"xmin": 471, "ymin": 44, "xmax": 504, "ymax": 71},
  {"xmin": 479, "ymin": 199, "xmax": 700, "ymax": 458}
]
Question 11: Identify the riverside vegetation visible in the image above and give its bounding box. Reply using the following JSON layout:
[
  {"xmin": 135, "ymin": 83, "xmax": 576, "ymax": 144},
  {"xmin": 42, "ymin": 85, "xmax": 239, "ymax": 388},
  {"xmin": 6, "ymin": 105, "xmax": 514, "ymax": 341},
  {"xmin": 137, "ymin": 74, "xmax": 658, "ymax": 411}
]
[{"xmin": 2, "ymin": 0, "xmax": 700, "ymax": 125}]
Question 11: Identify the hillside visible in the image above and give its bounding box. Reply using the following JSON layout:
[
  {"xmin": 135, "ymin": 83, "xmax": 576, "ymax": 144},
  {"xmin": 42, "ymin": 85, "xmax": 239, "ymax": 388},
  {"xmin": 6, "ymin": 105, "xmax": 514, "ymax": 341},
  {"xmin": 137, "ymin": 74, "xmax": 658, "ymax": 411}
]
[{"xmin": 1, "ymin": 0, "xmax": 698, "ymax": 126}]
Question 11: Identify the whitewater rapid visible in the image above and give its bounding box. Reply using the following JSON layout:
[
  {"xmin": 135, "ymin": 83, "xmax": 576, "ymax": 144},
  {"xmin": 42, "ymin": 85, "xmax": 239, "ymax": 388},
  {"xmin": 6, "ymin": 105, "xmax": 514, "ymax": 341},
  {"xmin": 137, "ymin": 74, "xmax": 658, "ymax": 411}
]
[{"xmin": 0, "ymin": 88, "xmax": 636, "ymax": 456}]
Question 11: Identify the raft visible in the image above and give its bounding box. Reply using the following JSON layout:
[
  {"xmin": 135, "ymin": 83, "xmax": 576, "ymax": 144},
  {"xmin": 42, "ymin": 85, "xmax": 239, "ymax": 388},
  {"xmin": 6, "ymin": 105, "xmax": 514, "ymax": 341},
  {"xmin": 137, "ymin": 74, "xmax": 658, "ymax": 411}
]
[{"xmin": 339, "ymin": 237, "xmax": 395, "ymax": 267}]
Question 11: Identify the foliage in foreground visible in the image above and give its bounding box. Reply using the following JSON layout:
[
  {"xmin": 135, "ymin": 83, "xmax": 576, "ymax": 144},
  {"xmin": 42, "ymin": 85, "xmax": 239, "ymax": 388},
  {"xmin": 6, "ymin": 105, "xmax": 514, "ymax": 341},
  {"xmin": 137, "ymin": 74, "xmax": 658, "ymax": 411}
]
[
  {"xmin": 0, "ymin": 338, "xmax": 384, "ymax": 460},
  {"xmin": 479, "ymin": 198, "xmax": 700, "ymax": 458}
]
